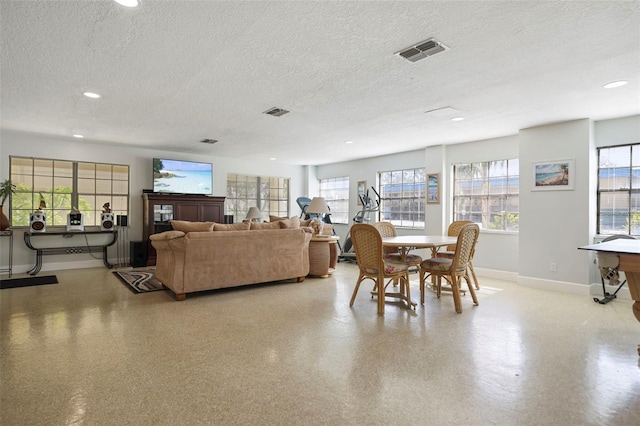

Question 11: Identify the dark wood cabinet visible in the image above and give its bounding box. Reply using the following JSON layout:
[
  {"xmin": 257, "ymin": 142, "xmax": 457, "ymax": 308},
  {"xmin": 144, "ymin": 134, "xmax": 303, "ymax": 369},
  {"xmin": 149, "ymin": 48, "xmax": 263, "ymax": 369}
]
[{"xmin": 142, "ymin": 193, "xmax": 225, "ymax": 265}]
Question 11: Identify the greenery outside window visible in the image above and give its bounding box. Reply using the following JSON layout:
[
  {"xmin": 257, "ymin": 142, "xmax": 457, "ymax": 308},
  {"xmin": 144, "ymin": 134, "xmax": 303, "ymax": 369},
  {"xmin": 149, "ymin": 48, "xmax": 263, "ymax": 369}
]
[
  {"xmin": 9, "ymin": 156, "xmax": 129, "ymax": 227},
  {"xmin": 597, "ymin": 143, "xmax": 640, "ymax": 236},
  {"xmin": 453, "ymin": 159, "xmax": 519, "ymax": 231},
  {"xmin": 378, "ymin": 168, "xmax": 425, "ymax": 228},
  {"xmin": 226, "ymin": 174, "xmax": 289, "ymax": 221},
  {"xmin": 318, "ymin": 177, "xmax": 349, "ymax": 224}
]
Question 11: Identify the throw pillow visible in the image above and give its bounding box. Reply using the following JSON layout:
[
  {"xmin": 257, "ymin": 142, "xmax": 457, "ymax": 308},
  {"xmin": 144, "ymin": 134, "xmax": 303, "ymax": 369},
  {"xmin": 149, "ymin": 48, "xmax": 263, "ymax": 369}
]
[
  {"xmin": 171, "ymin": 220, "xmax": 214, "ymax": 232},
  {"xmin": 214, "ymin": 222, "xmax": 251, "ymax": 231},
  {"xmin": 279, "ymin": 216, "xmax": 300, "ymax": 229},
  {"xmin": 269, "ymin": 215, "xmax": 287, "ymax": 222},
  {"xmin": 250, "ymin": 221, "xmax": 281, "ymax": 230}
]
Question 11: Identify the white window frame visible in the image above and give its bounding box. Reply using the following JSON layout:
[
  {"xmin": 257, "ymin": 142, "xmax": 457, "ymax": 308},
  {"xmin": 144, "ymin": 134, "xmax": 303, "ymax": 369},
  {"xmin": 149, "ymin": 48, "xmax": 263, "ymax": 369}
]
[
  {"xmin": 226, "ymin": 173, "xmax": 290, "ymax": 221},
  {"xmin": 9, "ymin": 156, "xmax": 129, "ymax": 228},
  {"xmin": 378, "ymin": 168, "xmax": 425, "ymax": 229},
  {"xmin": 318, "ymin": 176, "xmax": 349, "ymax": 224},
  {"xmin": 597, "ymin": 143, "xmax": 640, "ymax": 236},
  {"xmin": 452, "ymin": 159, "xmax": 519, "ymax": 232}
]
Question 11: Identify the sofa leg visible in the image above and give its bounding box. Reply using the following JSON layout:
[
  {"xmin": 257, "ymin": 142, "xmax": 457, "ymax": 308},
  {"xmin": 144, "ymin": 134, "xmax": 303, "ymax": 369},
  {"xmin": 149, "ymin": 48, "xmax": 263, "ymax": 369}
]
[
  {"xmin": 297, "ymin": 276, "xmax": 306, "ymax": 283},
  {"xmin": 174, "ymin": 292, "xmax": 186, "ymax": 301}
]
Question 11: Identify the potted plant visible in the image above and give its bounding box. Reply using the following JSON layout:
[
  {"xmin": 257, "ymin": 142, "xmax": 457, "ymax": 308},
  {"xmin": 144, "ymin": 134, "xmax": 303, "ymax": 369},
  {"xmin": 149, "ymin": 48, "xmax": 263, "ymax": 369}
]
[{"xmin": 0, "ymin": 179, "xmax": 16, "ymax": 230}]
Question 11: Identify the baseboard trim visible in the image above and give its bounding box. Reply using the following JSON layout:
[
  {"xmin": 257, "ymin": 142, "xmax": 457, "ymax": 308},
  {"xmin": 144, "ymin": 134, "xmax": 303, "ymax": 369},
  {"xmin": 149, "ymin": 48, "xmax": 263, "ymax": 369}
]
[
  {"xmin": 474, "ymin": 267, "xmax": 518, "ymax": 282},
  {"xmin": 517, "ymin": 275, "xmax": 591, "ymax": 296}
]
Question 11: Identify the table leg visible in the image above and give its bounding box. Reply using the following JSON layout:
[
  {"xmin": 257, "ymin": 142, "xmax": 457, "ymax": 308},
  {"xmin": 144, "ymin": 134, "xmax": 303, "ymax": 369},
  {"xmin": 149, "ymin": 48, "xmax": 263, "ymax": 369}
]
[
  {"xmin": 28, "ymin": 250, "xmax": 42, "ymax": 275},
  {"xmin": 102, "ymin": 246, "xmax": 114, "ymax": 269}
]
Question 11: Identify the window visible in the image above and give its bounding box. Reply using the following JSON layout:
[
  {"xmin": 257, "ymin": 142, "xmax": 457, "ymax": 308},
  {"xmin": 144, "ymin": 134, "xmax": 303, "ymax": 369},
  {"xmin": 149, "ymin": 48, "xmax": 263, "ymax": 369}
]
[
  {"xmin": 318, "ymin": 177, "xmax": 349, "ymax": 224},
  {"xmin": 226, "ymin": 174, "xmax": 289, "ymax": 221},
  {"xmin": 597, "ymin": 144, "xmax": 640, "ymax": 236},
  {"xmin": 9, "ymin": 156, "xmax": 129, "ymax": 227},
  {"xmin": 453, "ymin": 159, "xmax": 519, "ymax": 231},
  {"xmin": 378, "ymin": 168, "xmax": 425, "ymax": 228}
]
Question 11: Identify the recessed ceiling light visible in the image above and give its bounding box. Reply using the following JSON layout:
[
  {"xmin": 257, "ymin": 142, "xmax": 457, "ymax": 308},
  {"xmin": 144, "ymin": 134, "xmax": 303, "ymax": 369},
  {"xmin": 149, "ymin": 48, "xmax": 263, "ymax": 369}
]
[
  {"xmin": 72, "ymin": 134, "xmax": 84, "ymax": 138},
  {"xmin": 82, "ymin": 91, "xmax": 101, "ymax": 99},
  {"xmin": 451, "ymin": 117, "xmax": 465, "ymax": 122},
  {"xmin": 344, "ymin": 140, "xmax": 354, "ymax": 144},
  {"xmin": 114, "ymin": 0, "xmax": 140, "ymax": 7},
  {"xmin": 269, "ymin": 157, "xmax": 276, "ymax": 161},
  {"xmin": 603, "ymin": 80, "xmax": 628, "ymax": 89}
]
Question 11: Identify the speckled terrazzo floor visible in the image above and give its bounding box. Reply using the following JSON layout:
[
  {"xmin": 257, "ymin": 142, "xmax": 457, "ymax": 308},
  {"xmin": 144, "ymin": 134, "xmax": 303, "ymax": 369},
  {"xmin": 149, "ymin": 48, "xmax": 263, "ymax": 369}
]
[{"xmin": 1, "ymin": 263, "xmax": 639, "ymax": 425}]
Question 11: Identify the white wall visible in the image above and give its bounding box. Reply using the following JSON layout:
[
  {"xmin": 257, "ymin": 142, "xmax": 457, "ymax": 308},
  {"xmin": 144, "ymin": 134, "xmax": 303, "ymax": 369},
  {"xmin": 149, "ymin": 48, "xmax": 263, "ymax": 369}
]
[
  {"xmin": 518, "ymin": 119, "xmax": 594, "ymax": 293},
  {"xmin": 0, "ymin": 129, "xmax": 307, "ymax": 273},
  {"xmin": 2, "ymin": 115, "xmax": 638, "ymax": 283},
  {"xmin": 445, "ymin": 135, "xmax": 520, "ymax": 274},
  {"xmin": 594, "ymin": 115, "xmax": 640, "ymax": 147}
]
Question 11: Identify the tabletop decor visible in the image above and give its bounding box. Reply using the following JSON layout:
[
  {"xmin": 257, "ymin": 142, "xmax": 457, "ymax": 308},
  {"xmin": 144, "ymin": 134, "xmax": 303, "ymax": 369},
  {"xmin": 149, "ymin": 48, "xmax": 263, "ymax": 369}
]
[{"xmin": 0, "ymin": 179, "xmax": 16, "ymax": 231}]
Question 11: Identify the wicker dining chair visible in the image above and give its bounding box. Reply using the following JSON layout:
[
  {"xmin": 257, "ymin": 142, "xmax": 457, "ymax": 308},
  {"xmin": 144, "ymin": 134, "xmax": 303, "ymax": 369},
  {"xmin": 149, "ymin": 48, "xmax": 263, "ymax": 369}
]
[
  {"xmin": 437, "ymin": 220, "xmax": 480, "ymax": 289},
  {"xmin": 373, "ymin": 221, "xmax": 423, "ymax": 270},
  {"xmin": 419, "ymin": 223, "xmax": 480, "ymax": 313},
  {"xmin": 349, "ymin": 223, "xmax": 412, "ymax": 315}
]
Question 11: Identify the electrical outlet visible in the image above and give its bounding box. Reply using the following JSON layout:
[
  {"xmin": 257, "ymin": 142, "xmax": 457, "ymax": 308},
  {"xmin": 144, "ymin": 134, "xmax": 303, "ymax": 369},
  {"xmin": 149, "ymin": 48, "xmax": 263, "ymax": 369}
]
[{"xmin": 550, "ymin": 263, "xmax": 557, "ymax": 272}]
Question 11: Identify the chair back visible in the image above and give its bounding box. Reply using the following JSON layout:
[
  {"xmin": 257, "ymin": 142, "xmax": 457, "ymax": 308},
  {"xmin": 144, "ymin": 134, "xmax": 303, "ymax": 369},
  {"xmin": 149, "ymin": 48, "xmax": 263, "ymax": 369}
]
[
  {"xmin": 373, "ymin": 221, "xmax": 398, "ymax": 256},
  {"xmin": 451, "ymin": 223, "xmax": 480, "ymax": 274},
  {"xmin": 350, "ymin": 224, "xmax": 384, "ymax": 272},
  {"xmin": 446, "ymin": 220, "xmax": 473, "ymax": 251}
]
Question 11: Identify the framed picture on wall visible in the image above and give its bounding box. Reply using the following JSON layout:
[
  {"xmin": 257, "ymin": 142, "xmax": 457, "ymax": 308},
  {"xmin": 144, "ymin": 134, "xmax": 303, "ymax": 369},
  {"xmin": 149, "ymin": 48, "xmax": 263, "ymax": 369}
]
[
  {"xmin": 427, "ymin": 173, "xmax": 440, "ymax": 204},
  {"xmin": 357, "ymin": 180, "xmax": 367, "ymax": 205},
  {"xmin": 532, "ymin": 159, "xmax": 574, "ymax": 191}
]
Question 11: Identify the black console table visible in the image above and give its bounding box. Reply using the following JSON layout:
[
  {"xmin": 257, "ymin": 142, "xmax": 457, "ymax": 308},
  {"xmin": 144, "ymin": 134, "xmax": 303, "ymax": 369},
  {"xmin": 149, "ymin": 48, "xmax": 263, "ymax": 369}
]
[{"xmin": 24, "ymin": 230, "xmax": 118, "ymax": 275}]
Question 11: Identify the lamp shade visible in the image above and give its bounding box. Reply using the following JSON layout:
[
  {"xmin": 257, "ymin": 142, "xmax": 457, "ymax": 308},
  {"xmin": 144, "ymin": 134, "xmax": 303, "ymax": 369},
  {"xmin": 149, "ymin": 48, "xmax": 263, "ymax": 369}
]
[
  {"xmin": 245, "ymin": 207, "xmax": 262, "ymax": 220},
  {"xmin": 307, "ymin": 197, "xmax": 330, "ymax": 215}
]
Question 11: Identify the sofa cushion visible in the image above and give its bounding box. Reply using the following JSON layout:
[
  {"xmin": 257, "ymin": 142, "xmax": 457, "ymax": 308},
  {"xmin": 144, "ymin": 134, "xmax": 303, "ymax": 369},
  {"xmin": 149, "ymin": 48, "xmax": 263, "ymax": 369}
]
[
  {"xmin": 278, "ymin": 216, "xmax": 300, "ymax": 229},
  {"xmin": 171, "ymin": 220, "xmax": 214, "ymax": 232},
  {"xmin": 214, "ymin": 222, "xmax": 251, "ymax": 231},
  {"xmin": 250, "ymin": 221, "xmax": 281, "ymax": 230}
]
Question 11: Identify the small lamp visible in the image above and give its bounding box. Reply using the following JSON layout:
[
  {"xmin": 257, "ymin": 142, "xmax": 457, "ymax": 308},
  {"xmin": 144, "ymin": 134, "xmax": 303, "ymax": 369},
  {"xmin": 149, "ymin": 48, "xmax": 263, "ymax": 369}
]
[
  {"xmin": 245, "ymin": 207, "xmax": 262, "ymax": 222},
  {"xmin": 306, "ymin": 197, "xmax": 330, "ymax": 217},
  {"xmin": 306, "ymin": 197, "xmax": 330, "ymax": 234}
]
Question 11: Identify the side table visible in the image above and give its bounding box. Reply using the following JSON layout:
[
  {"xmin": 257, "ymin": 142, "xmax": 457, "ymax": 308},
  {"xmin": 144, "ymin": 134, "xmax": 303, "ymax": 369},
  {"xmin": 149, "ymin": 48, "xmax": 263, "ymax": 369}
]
[
  {"xmin": 308, "ymin": 236, "xmax": 339, "ymax": 278},
  {"xmin": 0, "ymin": 230, "xmax": 13, "ymax": 277}
]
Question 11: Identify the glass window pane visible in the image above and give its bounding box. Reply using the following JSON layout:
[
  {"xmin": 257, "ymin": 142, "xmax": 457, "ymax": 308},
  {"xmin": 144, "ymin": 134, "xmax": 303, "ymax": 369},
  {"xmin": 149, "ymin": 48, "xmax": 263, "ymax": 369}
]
[
  {"xmin": 96, "ymin": 179, "xmax": 111, "ymax": 194},
  {"xmin": 33, "ymin": 175, "xmax": 53, "ymax": 192},
  {"xmin": 96, "ymin": 164, "xmax": 112, "ymax": 179},
  {"xmin": 78, "ymin": 178, "xmax": 95, "ymax": 193},
  {"xmin": 598, "ymin": 144, "xmax": 639, "ymax": 235},
  {"xmin": 453, "ymin": 158, "xmax": 518, "ymax": 232},
  {"xmin": 8, "ymin": 156, "xmax": 129, "ymax": 227},
  {"xmin": 599, "ymin": 192, "xmax": 629, "ymax": 234},
  {"xmin": 55, "ymin": 161, "xmax": 73, "ymax": 178},
  {"xmin": 34, "ymin": 159, "xmax": 53, "ymax": 176},
  {"xmin": 78, "ymin": 163, "xmax": 95, "ymax": 179}
]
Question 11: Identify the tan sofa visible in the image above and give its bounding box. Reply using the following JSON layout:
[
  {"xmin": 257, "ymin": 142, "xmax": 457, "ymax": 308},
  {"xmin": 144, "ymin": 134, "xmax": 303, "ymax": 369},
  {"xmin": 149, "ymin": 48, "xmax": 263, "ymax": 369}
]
[{"xmin": 150, "ymin": 220, "xmax": 312, "ymax": 300}]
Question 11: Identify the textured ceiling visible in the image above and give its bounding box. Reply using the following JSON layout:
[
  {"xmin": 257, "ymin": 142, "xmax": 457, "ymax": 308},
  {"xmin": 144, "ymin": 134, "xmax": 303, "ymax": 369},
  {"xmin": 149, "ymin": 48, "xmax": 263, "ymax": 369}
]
[{"xmin": 1, "ymin": 1, "xmax": 639, "ymax": 165}]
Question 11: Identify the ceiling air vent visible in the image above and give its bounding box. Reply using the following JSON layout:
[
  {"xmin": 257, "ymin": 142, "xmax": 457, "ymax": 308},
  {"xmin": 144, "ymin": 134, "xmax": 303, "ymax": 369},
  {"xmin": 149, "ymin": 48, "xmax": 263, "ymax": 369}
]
[
  {"xmin": 396, "ymin": 38, "xmax": 448, "ymax": 63},
  {"xmin": 263, "ymin": 107, "xmax": 290, "ymax": 117}
]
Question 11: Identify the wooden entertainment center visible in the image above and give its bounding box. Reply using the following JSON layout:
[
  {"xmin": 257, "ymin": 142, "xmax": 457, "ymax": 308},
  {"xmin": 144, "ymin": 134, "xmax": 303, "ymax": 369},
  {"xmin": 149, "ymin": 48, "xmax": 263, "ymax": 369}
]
[{"xmin": 142, "ymin": 193, "xmax": 225, "ymax": 265}]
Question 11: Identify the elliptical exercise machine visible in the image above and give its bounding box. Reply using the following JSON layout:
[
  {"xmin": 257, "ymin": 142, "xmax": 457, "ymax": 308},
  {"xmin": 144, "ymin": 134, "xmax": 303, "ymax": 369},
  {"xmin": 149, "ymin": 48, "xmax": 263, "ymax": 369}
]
[{"xmin": 338, "ymin": 187, "xmax": 381, "ymax": 263}]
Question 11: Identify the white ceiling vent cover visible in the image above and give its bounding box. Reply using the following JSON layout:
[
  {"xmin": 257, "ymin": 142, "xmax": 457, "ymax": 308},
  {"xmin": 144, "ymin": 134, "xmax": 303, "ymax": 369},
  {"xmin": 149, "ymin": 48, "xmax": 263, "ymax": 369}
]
[
  {"xmin": 263, "ymin": 107, "xmax": 290, "ymax": 117},
  {"xmin": 396, "ymin": 38, "xmax": 448, "ymax": 63}
]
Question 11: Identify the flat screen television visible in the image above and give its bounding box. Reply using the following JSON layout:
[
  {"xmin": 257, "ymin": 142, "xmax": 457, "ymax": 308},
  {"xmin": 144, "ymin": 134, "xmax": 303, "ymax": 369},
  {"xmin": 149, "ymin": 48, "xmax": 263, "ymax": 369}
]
[{"xmin": 153, "ymin": 158, "xmax": 213, "ymax": 195}]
